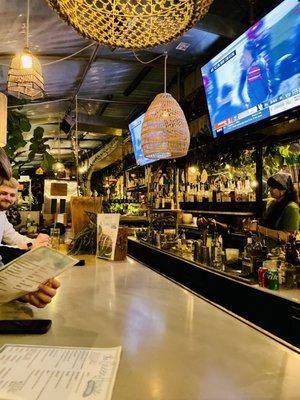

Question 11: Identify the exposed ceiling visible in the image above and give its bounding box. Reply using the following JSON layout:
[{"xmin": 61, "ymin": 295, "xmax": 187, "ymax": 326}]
[{"xmin": 0, "ymin": 0, "xmax": 280, "ymax": 170}]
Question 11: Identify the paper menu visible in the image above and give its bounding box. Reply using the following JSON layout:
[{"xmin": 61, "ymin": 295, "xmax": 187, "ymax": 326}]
[
  {"xmin": 0, "ymin": 344, "xmax": 121, "ymax": 400},
  {"xmin": 0, "ymin": 246, "xmax": 77, "ymax": 304}
]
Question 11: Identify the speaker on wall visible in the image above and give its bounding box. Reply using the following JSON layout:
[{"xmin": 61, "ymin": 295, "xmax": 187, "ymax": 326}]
[
  {"xmin": 50, "ymin": 199, "xmax": 57, "ymax": 214},
  {"xmin": 60, "ymin": 199, "xmax": 66, "ymax": 214}
]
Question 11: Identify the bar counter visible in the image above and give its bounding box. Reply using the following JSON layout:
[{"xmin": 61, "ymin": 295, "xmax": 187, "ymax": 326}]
[
  {"xmin": 128, "ymin": 237, "xmax": 300, "ymax": 348},
  {"xmin": 1, "ymin": 255, "xmax": 300, "ymax": 399}
]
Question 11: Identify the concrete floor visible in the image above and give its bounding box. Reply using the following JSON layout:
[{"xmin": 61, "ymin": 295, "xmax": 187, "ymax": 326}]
[{"xmin": 1, "ymin": 255, "xmax": 300, "ymax": 400}]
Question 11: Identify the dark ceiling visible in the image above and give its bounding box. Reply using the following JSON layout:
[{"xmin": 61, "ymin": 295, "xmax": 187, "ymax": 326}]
[{"xmin": 0, "ymin": 0, "xmax": 282, "ymax": 169}]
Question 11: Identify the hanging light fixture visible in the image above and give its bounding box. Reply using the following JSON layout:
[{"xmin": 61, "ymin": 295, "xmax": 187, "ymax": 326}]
[
  {"xmin": 47, "ymin": 0, "xmax": 214, "ymax": 49},
  {"xmin": 7, "ymin": 0, "xmax": 44, "ymax": 100},
  {"xmin": 141, "ymin": 53, "xmax": 190, "ymax": 159},
  {"xmin": 0, "ymin": 93, "xmax": 7, "ymax": 147}
]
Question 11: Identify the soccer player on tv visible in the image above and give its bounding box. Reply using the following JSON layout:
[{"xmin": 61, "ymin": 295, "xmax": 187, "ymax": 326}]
[{"xmin": 238, "ymin": 40, "xmax": 271, "ymax": 109}]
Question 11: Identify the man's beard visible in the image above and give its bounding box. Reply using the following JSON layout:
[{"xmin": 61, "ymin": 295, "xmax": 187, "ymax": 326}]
[{"xmin": 0, "ymin": 201, "xmax": 12, "ymax": 211}]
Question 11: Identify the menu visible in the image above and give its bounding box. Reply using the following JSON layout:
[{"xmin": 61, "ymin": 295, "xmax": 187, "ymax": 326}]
[
  {"xmin": 0, "ymin": 246, "xmax": 77, "ymax": 304},
  {"xmin": 0, "ymin": 344, "xmax": 121, "ymax": 400},
  {"xmin": 97, "ymin": 214, "xmax": 120, "ymax": 261}
]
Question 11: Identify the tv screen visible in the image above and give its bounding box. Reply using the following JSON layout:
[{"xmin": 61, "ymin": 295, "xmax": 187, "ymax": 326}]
[
  {"xmin": 201, "ymin": 0, "xmax": 300, "ymax": 138},
  {"xmin": 129, "ymin": 113, "xmax": 160, "ymax": 166}
]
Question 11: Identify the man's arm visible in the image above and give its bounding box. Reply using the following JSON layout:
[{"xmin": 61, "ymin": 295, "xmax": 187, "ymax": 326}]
[
  {"xmin": 2, "ymin": 213, "xmax": 49, "ymax": 252},
  {"xmin": 2, "ymin": 213, "xmax": 31, "ymax": 249}
]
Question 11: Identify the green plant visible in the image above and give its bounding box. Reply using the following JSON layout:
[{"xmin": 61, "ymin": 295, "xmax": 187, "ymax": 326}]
[
  {"xmin": 6, "ymin": 109, "xmax": 31, "ymax": 176},
  {"xmin": 279, "ymin": 145, "xmax": 300, "ymax": 165},
  {"xmin": 6, "ymin": 103, "xmax": 55, "ymax": 177},
  {"xmin": 68, "ymin": 222, "xmax": 97, "ymax": 255}
]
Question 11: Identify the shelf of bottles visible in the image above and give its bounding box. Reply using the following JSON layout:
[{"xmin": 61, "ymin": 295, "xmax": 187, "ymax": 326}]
[
  {"xmin": 179, "ymin": 174, "xmax": 257, "ymax": 204},
  {"xmin": 149, "ymin": 165, "xmax": 178, "ymax": 210},
  {"xmin": 124, "ymin": 167, "xmax": 148, "ymax": 205}
]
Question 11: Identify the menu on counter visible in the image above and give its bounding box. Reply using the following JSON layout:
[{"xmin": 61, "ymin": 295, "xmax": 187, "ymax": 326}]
[
  {"xmin": 0, "ymin": 246, "xmax": 78, "ymax": 304},
  {"xmin": 0, "ymin": 344, "xmax": 121, "ymax": 400},
  {"xmin": 97, "ymin": 214, "xmax": 120, "ymax": 260}
]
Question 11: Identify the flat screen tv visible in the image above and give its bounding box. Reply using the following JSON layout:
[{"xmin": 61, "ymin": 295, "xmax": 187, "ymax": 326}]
[
  {"xmin": 201, "ymin": 0, "xmax": 300, "ymax": 138},
  {"xmin": 129, "ymin": 113, "xmax": 160, "ymax": 166}
]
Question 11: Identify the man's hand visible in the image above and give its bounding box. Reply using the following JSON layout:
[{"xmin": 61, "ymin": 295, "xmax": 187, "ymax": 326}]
[
  {"xmin": 20, "ymin": 278, "xmax": 60, "ymax": 308},
  {"xmin": 32, "ymin": 233, "xmax": 50, "ymax": 249}
]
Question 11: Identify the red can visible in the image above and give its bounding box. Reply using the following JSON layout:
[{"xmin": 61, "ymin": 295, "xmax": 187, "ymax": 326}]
[{"xmin": 258, "ymin": 267, "xmax": 268, "ymax": 287}]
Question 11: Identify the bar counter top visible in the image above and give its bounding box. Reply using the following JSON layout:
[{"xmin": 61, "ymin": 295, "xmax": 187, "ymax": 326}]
[
  {"xmin": 132, "ymin": 237, "xmax": 300, "ymax": 304},
  {"xmin": 1, "ymin": 255, "xmax": 300, "ymax": 399}
]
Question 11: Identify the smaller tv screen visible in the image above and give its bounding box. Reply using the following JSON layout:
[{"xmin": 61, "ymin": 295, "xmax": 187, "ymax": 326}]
[
  {"xmin": 129, "ymin": 113, "xmax": 159, "ymax": 166},
  {"xmin": 201, "ymin": 0, "xmax": 300, "ymax": 138}
]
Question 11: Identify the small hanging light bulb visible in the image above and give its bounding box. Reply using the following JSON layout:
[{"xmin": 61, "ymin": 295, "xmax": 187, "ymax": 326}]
[{"xmin": 21, "ymin": 52, "xmax": 33, "ymax": 69}]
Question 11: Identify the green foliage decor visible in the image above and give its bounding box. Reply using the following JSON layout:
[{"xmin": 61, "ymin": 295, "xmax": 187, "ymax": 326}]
[{"xmin": 6, "ymin": 106, "xmax": 55, "ymax": 177}]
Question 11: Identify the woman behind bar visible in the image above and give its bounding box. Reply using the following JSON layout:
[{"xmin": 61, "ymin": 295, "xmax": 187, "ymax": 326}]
[
  {"xmin": 200, "ymin": 172, "xmax": 299, "ymax": 242},
  {"xmin": 261, "ymin": 172, "xmax": 299, "ymax": 231}
]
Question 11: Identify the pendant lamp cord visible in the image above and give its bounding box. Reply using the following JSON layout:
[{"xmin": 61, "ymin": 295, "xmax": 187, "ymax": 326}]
[
  {"xmin": 164, "ymin": 51, "xmax": 168, "ymax": 94},
  {"xmin": 26, "ymin": 0, "xmax": 30, "ymax": 48},
  {"xmin": 132, "ymin": 49, "xmax": 168, "ymax": 92},
  {"xmin": 75, "ymin": 95, "xmax": 80, "ymax": 195}
]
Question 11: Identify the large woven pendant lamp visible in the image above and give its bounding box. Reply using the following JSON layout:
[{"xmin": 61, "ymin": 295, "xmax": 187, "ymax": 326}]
[
  {"xmin": 0, "ymin": 93, "xmax": 7, "ymax": 148},
  {"xmin": 7, "ymin": 0, "xmax": 44, "ymax": 100},
  {"xmin": 141, "ymin": 54, "xmax": 190, "ymax": 159},
  {"xmin": 47, "ymin": 0, "xmax": 214, "ymax": 49}
]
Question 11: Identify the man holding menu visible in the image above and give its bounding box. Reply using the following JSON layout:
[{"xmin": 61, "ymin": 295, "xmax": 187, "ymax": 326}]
[{"xmin": 0, "ymin": 149, "xmax": 60, "ymax": 308}]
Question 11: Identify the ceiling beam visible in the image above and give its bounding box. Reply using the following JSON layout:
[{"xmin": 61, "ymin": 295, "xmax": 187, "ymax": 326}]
[
  {"xmin": 123, "ymin": 66, "xmax": 153, "ymax": 97},
  {"xmin": 194, "ymin": 12, "xmax": 246, "ymax": 39},
  {"xmin": 67, "ymin": 44, "xmax": 100, "ymax": 114},
  {"xmin": 96, "ymin": 94, "xmax": 113, "ymax": 117},
  {"xmin": 77, "ymin": 113, "xmax": 127, "ymax": 130}
]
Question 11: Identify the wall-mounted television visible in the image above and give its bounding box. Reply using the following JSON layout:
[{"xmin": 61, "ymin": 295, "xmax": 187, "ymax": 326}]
[
  {"xmin": 129, "ymin": 113, "xmax": 160, "ymax": 166},
  {"xmin": 201, "ymin": 0, "xmax": 300, "ymax": 138}
]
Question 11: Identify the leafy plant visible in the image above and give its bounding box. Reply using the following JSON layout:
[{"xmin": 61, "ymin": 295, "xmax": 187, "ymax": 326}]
[
  {"xmin": 279, "ymin": 145, "xmax": 300, "ymax": 165},
  {"xmin": 68, "ymin": 222, "xmax": 97, "ymax": 255},
  {"xmin": 6, "ymin": 109, "xmax": 31, "ymax": 176},
  {"xmin": 6, "ymin": 104, "xmax": 55, "ymax": 177},
  {"xmin": 28, "ymin": 127, "xmax": 49, "ymax": 160}
]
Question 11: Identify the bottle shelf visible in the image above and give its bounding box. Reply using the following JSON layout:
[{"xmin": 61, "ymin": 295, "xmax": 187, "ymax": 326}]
[
  {"xmin": 180, "ymin": 201, "xmax": 258, "ymax": 215},
  {"xmin": 126, "ymin": 185, "xmax": 147, "ymax": 192},
  {"xmin": 151, "ymin": 209, "xmax": 182, "ymax": 213},
  {"xmin": 182, "ymin": 210, "xmax": 255, "ymax": 216}
]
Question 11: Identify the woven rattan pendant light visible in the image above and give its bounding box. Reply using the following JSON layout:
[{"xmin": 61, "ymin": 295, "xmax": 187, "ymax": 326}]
[
  {"xmin": 7, "ymin": 0, "xmax": 44, "ymax": 100},
  {"xmin": 141, "ymin": 54, "xmax": 190, "ymax": 159},
  {"xmin": 0, "ymin": 93, "xmax": 7, "ymax": 148},
  {"xmin": 47, "ymin": 0, "xmax": 214, "ymax": 49}
]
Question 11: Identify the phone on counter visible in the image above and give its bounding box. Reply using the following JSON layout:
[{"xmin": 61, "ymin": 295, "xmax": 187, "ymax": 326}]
[{"xmin": 0, "ymin": 319, "xmax": 52, "ymax": 334}]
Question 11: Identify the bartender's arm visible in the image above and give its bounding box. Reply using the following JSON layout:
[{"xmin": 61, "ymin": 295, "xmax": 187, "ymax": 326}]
[
  {"xmin": 244, "ymin": 220, "xmax": 289, "ymax": 242},
  {"xmin": 198, "ymin": 217, "xmax": 229, "ymax": 231}
]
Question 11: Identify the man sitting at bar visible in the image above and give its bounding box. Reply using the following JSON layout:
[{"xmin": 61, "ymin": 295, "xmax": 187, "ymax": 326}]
[
  {"xmin": 0, "ymin": 177, "xmax": 49, "ymax": 250},
  {"xmin": 0, "ymin": 150, "xmax": 60, "ymax": 308}
]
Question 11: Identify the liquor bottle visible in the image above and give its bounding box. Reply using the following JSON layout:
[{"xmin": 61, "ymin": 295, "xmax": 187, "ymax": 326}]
[
  {"xmin": 26, "ymin": 213, "xmax": 32, "ymax": 229},
  {"xmin": 241, "ymin": 235, "xmax": 253, "ymax": 277},
  {"xmin": 286, "ymin": 234, "xmax": 300, "ymax": 265},
  {"xmin": 212, "ymin": 234, "xmax": 223, "ymax": 269},
  {"xmin": 252, "ymin": 235, "xmax": 267, "ymax": 280},
  {"xmin": 216, "ymin": 184, "xmax": 222, "ymax": 203},
  {"xmin": 212, "ymin": 184, "xmax": 217, "ymax": 203}
]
